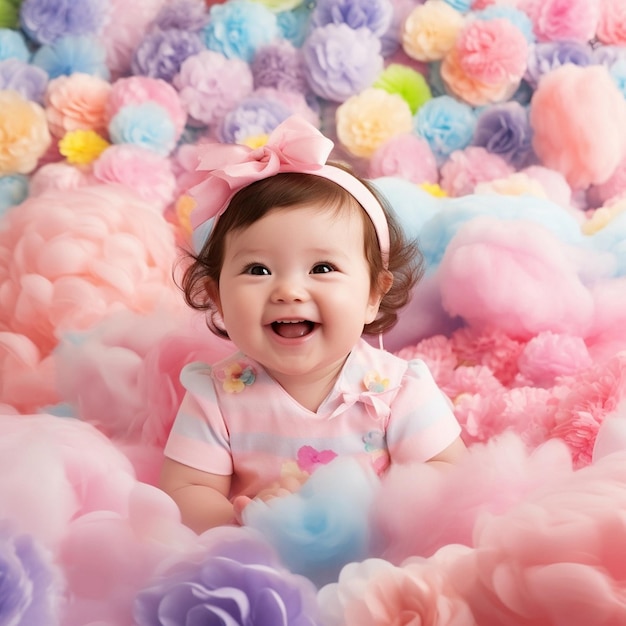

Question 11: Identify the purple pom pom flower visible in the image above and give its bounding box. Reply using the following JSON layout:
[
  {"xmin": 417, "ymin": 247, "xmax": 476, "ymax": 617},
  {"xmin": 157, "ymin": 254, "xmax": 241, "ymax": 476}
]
[
  {"xmin": 154, "ymin": 0, "xmax": 209, "ymax": 32},
  {"xmin": 132, "ymin": 28, "xmax": 205, "ymax": 83},
  {"xmin": 310, "ymin": 0, "xmax": 393, "ymax": 38},
  {"xmin": 473, "ymin": 101, "xmax": 535, "ymax": 168},
  {"xmin": 0, "ymin": 525, "xmax": 61, "ymax": 625},
  {"xmin": 251, "ymin": 40, "xmax": 310, "ymax": 95},
  {"xmin": 0, "ymin": 58, "xmax": 48, "ymax": 102},
  {"xmin": 525, "ymin": 41, "xmax": 593, "ymax": 88},
  {"xmin": 19, "ymin": 0, "xmax": 109, "ymax": 45},
  {"xmin": 302, "ymin": 23, "xmax": 383, "ymax": 102},
  {"xmin": 202, "ymin": 0, "xmax": 278, "ymax": 63},
  {"xmin": 133, "ymin": 526, "xmax": 321, "ymax": 626}
]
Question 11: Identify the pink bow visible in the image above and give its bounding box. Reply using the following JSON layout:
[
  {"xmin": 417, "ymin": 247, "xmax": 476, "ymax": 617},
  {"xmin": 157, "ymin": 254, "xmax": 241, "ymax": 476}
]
[{"xmin": 189, "ymin": 116, "xmax": 335, "ymax": 230}]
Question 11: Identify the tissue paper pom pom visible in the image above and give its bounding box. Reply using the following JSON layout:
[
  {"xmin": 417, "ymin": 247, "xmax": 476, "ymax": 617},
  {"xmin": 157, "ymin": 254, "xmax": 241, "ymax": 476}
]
[
  {"xmin": 518, "ymin": 331, "xmax": 593, "ymax": 387},
  {"xmin": 0, "ymin": 185, "xmax": 180, "ymax": 355},
  {"xmin": 107, "ymin": 75, "xmax": 186, "ymax": 140},
  {"xmin": 588, "ymin": 155, "xmax": 626, "ymax": 207},
  {"xmin": 310, "ymin": 0, "xmax": 393, "ymax": 38},
  {"xmin": 474, "ymin": 5, "xmax": 536, "ymax": 43},
  {"xmin": 0, "ymin": 173, "xmax": 28, "ymax": 213},
  {"xmin": 203, "ymin": 0, "xmax": 278, "ymax": 62},
  {"xmin": 0, "ymin": 58, "xmax": 48, "ymax": 102},
  {"xmin": 472, "ymin": 101, "xmax": 534, "ymax": 168},
  {"xmin": 596, "ymin": 0, "xmax": 626, "ymax": 45},
  {"xmin": 131, "ymin": 28, "xmax": 205, "ymax": 83},
  {"xmin": 438, "ymin": 216, "xmax": 595, "ymax": 339},
  {"xmin": 336, "ymin": 88, "xmax": 413, "ymax": 158},
  {"xmin": 254, "ymin": 0, "xmax": 305, "ymax": 11},
  {"xmin": 253, "ymin": 86, "xmax": 320, "ymax": 126},
  {"xmin": 0, "ymin": 525, "xmax": 62, "ymax": 626},
  {"xmin": 58, "ymin": 129, "xmax": 109, "ymax": 165},
  {"xmin": 174, "ymin": 49, "xmax": 253, "ymax": 126},
  {"xmin": 414, "ymin": 95, "xmax": 476, "ymax": 165},
  {"xmin": 0, "ymin": 27, "xmax": 29, "ymax": 61},
  {"xmin": 251, "ymin": 39, "xmax": 308, "ymax": 94},
  {"xmin": 154, "ymin": 0, "xmax": 209, "ymax": 31},
  {"xmin": 402, "ymin": 0, "xmax": 465, "ymax": 62},
  {"xmin": 134, "ymin": 526, "xmax": 321, "ymax": 626},
  {"xmin": 302, "ymin": 24, "xmax": 383, "ymax": 102},
  {"xmin": 0, "ymin": 90, "xmax": 51, "ymax": 174},
  {"xmin": 318, "ymin": 551, "xmax": 475, "ymax": 626},
  {"xmin": 440, "ymin": 146, "xmax": 514, "ymax": 196},
  {"xmin": 369, "ymin": 133, "xmax": 438, "ymax": 184},
  {"xmin": 395, "ymin": 334, "xmax": 458, "ymax": 386},
  {"xmin": 525, "ymin": 40, "xmax": 593, "ymax": 89},
  {"xmin": 19, "ymin": 0, "xmax": 109, "ymax": 45},
  {"xmin": 518, "ymin": 0, "xmax": 600, "ymax": 43},
  {"xmin": 29, "ymin": 162, "xmax": 92, "ymax": 196},
  {"xmin": 530, "ymin": 64, "xmax": 626, "ymax": 189},
  {"xmin": 44, "ymin": 72, "xmax": 111, "ymax": 138},
  {"xmin": 373, "ymin": 63, "xmax": 431, "ymax": 114},
  {"xmin": 92, "ymin": 144, "xmax": 177, "ymax": 209}
]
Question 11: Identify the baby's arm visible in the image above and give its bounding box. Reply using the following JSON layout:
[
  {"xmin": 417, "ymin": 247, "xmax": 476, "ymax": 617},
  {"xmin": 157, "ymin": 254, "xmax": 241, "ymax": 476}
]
[
  {"xmin": 159, "ymin": 457, "xmax": 235, "ymax": 533},
  {"xmin": 424, "ymin": 435, "xmax": 467, "ymax": 470}
]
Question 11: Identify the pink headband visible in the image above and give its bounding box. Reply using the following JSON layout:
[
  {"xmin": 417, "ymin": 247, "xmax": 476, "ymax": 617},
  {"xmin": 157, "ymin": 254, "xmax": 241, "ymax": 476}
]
[{"xmin": 188, "ymin": 116, "xmax": 390, "ymax": 265}]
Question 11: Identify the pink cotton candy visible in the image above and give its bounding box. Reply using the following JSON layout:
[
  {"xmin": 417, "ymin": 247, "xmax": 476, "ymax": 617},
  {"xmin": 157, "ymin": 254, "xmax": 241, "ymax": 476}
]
[
  {"xmin": 439, "ymin": 146, "xmax": 514, "ymax": 197},
  {"xmin": 368, "ymin": 133, "xmax": 438, "ymax": 184},
  {"xmin": 519, "ymin": 0, "xmax": 600, "ymax": 42},
  {"xmin": 522, "ymin": 165, "xmax": 573, "ymax": 209},
  {"xmin": 588, "ymin": 154, "xmax": 626, "ymax": 207},
  {"xmin": 530, "ymin": 64, "xmax": 626, "ymax": 190},
  {"xmin": 438, "ymin": 216, "xmax": 595, "ymax": 339}
]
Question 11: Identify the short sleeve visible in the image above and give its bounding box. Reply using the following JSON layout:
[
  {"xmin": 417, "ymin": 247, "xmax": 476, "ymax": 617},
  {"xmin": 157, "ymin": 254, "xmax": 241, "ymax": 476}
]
[
  {"xmin": 385, "ymin": 359, "xmax": 461, "ymax": 464},
  {"xmin": 163, "ymin": 362, "xmax": 233, "ymax": 475}
]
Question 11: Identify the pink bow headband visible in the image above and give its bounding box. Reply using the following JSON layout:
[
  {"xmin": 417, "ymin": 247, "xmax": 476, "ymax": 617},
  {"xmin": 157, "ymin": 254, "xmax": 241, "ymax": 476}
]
[{"xmin": 188, "ymin": 116, "xmax": 390, "ymax": 264}]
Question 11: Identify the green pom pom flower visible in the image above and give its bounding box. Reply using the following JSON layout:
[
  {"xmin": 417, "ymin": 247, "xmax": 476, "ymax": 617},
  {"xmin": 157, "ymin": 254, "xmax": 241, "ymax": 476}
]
[
  {"xmin": 374, "ymin": 63, "xmax": 432, "ymax": 115},
  {"xmin": 0, "ymin": 0, "xmax": 21, "ymax": 29}
]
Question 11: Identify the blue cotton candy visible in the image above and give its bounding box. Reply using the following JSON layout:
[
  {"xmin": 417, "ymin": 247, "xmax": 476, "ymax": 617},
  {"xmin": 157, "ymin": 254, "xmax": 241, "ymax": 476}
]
[{"xmin": 242, "ymin": 458, "xmax": 379, "ymax": 587}]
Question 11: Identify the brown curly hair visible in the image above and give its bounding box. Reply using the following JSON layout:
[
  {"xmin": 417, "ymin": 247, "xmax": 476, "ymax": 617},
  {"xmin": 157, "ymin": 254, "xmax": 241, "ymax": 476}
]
[{"xmin": 178, "ymin": 165, "xmax": 424, "ymax": 339}]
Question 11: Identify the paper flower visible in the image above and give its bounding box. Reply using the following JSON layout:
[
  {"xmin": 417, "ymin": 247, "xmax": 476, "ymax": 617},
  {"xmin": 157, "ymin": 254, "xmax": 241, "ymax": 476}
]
[
  {"xmin": 373, "ymin": 63, "xmax": 431, "ymax": 114},
  {"xmin": 0, "ymin": 58, "xmax": 48, "ymax": 102},
  {"xmin": 0, "ymin": 173, "xmax": 28, "ymax": 214},
  {"xmin": 174, "ymin": 49, "xmax": 253, "ymax": 127},
  {"xmin": 472, "ymin": 101, "xmax": 534, "ymax": 168},
  {"xmin": 518, "ymin": 0, "xmax": 600, "ymax": 43},
  {"xmin": 0, "ymin": 89, "xmax": 51, "ymax": 174},
  {"xmin": 254, "ymin": 0, "xmax": 305, "ymax": 11},
  {"xmin": 58, "ymin": 128, "xmax": 110, "ymax": 164},
  {"xmin": 414, "ymin": 95, "xmax": 476, "ymax": 165},
  {"xmin": 134, "ymin": 526, "xmax": 321, "ymax": 626},
  {"xmin": 0, "ymin": 27, "xmax": 30, "ymax": 61},
  {"xmin": 473, "ymin": 5, "xmax": 536, "ymax": 43},
  {"xmin": 30, "ymin": 34, "xmax": 110, "ymax": 80},
  {"xmin": 202, "ymin": 0, "xmax": 278, "ymax": 62},
  {"xmin": 276, "ymin": 2, "xmax": 313, "ymax": 47},
  {"xmin": 28, "ymin": 161, "xmax": 92, "ymax": 197},
  {"xmin": 336, "ymin": 87, "xmax": 413, "ymax": 158},
  {"xmin": 302, "ymin": 23, "xmax": 383, "ymax": 102},
  {"xmin": 596, "ymin": 0, "xmax": 626, "ymax": 46},
  {"xmin": 609, "ymin": 58, "xmax": 626, "ymax": 98},
  {"xmin": 0, "ymin": 525, "xmax": 62, "ymax": 625},
  {"xmin": 251, "ymin": 39, "xmax": 309, "ymax": 95},
  {"xmin": 525, "ymin": 40, "xmax": 593, "ymax": 89},
  {"xmin": 131, "ymin": 28, "xmax": 206, "ymax": 83},
  {"xmin": 309, "ymin": 0, "xmax": 393, "ymax": 38},
  {"xmin": 153, "ymin": 0, "xmax": 209, "ymax": 31},
  {"xmin": 44, "ymin": 72, "xmax": 111, "ymax": 138}
]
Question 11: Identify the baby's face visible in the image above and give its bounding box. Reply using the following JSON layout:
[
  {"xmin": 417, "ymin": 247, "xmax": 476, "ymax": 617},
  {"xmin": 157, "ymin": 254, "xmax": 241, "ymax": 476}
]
[{"xmin": 213, "ymin": 204, "xmax": 382, "ymax": 388}]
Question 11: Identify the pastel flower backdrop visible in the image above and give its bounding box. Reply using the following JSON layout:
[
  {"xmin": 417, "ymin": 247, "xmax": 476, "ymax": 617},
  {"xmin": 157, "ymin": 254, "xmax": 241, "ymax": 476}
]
[{"xmin": 2, "ymin": 0, "xmax": 626, "ymax": 623}]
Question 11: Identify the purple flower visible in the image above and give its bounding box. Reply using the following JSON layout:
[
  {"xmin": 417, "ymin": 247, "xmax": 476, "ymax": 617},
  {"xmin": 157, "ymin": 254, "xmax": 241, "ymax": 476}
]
[
  {"xmin": 251, "ymin": 40, "xmax": 310, "ymax": 95},
  {"xmin": 0, "ymin": 525, "xmax": 61, "ymax": 625},
  {"xmin": 131, "ymin": 28, "xmax": 205, "ymax": 83},
  {"xmin": 217, "ymin": 96, "xmax": 292, "ymax": 144},
  {"xmin": 310, "ymin": 0, "xmax": 393, "ymax": 38},
  {"xmin": 525, "ymin": 41, "xmax": 593, "ymax": 88},
  {"xmin": 473, "ymin": 102, "xmax": 535, "ymax": 168},
  {"xmin": 154, "ymin": 0, "xmax": 209, "ymax": 32},
  {"xmin": 19, "ymin": 0, "xmax": 109, "ymax": 45},
  {"xmin": 202, "ymin": 0, "xmax": 278, "ymax": 63},
  {"xmin": 0, "ymin": 58, "xmax": 48, "ymax": 103},
  {"xmin": 133, "ymin": 527, "xmax": 321, "ymax": 626},
  {"xmin": 302, "ymin": 23, "xmax": 383, "ymax": 102}
]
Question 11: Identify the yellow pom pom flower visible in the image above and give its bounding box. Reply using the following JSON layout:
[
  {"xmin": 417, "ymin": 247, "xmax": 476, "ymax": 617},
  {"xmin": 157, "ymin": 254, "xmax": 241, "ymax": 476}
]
[
  {"xmin": 58, "ymin": 129, "xmax": 110, "ymax": 165},
  {"xmin": 420, "ymin": 182, "xmax": 448, "ymax": 197}
]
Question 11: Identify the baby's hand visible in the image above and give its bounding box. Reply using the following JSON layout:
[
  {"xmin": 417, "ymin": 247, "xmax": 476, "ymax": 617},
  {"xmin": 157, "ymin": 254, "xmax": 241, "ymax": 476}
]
[{"xmin": 233, "ymin": 475, "xmax": 304, "ymax": 524}]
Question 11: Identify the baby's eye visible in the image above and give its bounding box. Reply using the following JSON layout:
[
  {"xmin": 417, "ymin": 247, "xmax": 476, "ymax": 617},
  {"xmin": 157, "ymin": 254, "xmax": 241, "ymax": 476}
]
[
  {"xmin": 311, "ymin": 263, "xmax": 335, "ymax": 274},
  {"xmin": 244, "ymin": 264, "xmax": 270, "ymax": 275}
]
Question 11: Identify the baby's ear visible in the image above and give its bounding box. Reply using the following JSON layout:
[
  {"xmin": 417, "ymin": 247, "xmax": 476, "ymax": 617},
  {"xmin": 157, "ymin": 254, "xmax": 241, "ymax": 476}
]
[
  {"xmin": 377, "ymin": 269, "xmax": 394, "ymax": 296},
  {"xmin": 204, "ymin": 278, "xmax": 222, "ymax": 314}
]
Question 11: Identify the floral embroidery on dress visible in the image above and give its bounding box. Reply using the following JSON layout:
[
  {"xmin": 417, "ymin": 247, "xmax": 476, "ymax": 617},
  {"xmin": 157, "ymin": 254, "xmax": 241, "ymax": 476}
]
[
  {"xmin": 363, "ymin": 370, "xmax": 390, "ymax": 393},
  {"xmin": 362, "ymin": 430, "xmax": 390, "ymax": 474},
  {"xmin": 216, "ymin": 360, "xmax": 256, "ymax": 393}
]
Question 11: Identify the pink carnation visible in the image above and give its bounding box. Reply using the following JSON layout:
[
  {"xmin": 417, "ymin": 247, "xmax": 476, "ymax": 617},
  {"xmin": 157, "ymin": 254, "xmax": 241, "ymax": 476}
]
[
  {"xmin": 530, "ymin": 64, "xmax": 626, "ymax": 190},
  {"xmin": 45, "ymin": 73, "xmax": 112, "ymax": 138},
  {"xmin": 107, "ymin": 75, "xmax": 187, "ymax": 140},
  {"xmin": 395, "ymin": 334, "xmax": 458, "ymax": 386},
  {"xmin": 519, "ymin": 0, "xmax": 600, "ymax": 43},
  {"xmin": 439, "ymin": 146, "xmax": 514, "ymax": 197},
  {"xmin": 596, "ymin": 0, "xmax": 626, "ymax": 45},
  {"xmin": 368, "ymin": 133, "xmax": 438, "ymax": 184},
  {"xmin": 92, "ymin": 144, "xmax": 177, "ymax": 211},
  {"xmin": 0, "ymin": 185, "xmax": 181, "ymax": 357}
]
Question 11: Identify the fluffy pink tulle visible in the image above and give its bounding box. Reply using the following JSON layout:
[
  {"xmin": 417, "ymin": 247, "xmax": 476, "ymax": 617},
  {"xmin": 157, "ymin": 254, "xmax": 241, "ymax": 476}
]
[
  {"xmin": 519, "ymin": 0, "xmax": 600, "ymax": 42},
  {"xmin": 0, "ymin": 185, "xmax": 181, "ymax": 357},
  {"xmin": 530, "ymin": 64, "xmax": 626, "ymax": 189},
  {"xmin": 438, "ymin": 216, "xmax": 595, "ymax": 339},
  {"xmin": 28, "ymin": 162, "xmax": 93, "ymax": 196},
  {"xmin": 596, "ymin": 0, "xmax": 626, "ymax": 45},
  {"xmin": 439, "ymin": 147, "xmax": 514, "ymax": 196}
]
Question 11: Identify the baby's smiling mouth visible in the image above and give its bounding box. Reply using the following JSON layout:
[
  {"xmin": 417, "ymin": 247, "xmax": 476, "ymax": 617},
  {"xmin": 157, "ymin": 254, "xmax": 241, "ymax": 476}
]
[{"xmin": 271, "ymin": 320, "xmax": 315, "ymax": 338}]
